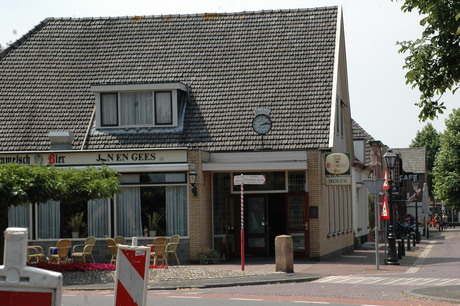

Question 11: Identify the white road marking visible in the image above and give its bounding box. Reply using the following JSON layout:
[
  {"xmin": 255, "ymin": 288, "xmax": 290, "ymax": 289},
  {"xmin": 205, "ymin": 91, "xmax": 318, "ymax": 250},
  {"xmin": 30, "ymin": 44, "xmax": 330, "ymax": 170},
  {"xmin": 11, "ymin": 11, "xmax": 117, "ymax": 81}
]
[{"xmin": 314, "ymin": 276, "xmax": 460, "ymax": 287}]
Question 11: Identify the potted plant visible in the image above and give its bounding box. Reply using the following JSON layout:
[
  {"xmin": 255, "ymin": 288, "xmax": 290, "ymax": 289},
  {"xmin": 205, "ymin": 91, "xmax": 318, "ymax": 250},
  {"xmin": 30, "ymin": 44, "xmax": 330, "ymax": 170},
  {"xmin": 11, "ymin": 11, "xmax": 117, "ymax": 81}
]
[
  {"xmin": 197, "ymin": 247, "xmax": 221, "ymax": 264},
  {"xmin": 148, "ymin": 212, "xmax": 162, "ymax": 237},
  {"xmin": 68, "ymin": 212, "xmax": 84, "ymax": 238}
]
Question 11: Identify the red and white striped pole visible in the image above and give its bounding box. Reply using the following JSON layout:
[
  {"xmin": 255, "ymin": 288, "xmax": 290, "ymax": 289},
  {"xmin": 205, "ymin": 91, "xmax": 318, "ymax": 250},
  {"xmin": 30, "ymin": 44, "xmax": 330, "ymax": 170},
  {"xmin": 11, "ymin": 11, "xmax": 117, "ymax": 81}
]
[{"xmin": 240, "ymin": 174, "xmax": 245, "ymax": 271}]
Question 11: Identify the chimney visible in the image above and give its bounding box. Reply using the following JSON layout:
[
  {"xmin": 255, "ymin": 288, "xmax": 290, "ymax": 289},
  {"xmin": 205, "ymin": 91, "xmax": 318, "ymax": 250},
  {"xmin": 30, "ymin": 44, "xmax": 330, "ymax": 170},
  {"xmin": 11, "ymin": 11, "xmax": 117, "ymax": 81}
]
[{"xmin": 48, "ymin": 131, "xmax": 74, "ymax": 150}]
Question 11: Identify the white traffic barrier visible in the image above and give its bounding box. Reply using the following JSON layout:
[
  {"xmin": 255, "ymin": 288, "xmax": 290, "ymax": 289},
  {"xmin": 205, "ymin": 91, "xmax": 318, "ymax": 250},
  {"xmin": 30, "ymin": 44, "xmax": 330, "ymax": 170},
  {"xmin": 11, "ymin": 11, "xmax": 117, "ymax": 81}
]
[
  {"xmin": 0, "ymin": 227, "xmax": 62, "ymax": 306},
  {"xmin": 114, "ymin": 241, "xmax": 150, "ymax": 306}
]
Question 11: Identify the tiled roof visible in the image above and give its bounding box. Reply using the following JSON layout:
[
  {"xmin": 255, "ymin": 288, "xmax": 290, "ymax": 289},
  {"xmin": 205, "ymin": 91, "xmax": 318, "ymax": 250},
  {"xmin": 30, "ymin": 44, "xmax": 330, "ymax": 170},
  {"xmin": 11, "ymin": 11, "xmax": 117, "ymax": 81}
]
[
  {"xmin": 0, "ymin": 7, "xmax": 338, "ymax": 152},
  {"xmin": 392, "ymin": 147, "xmax": 426, "ymax": 174},
  {"xmin": 352, "ymin": 119, "xmax": 374, "ymax": 165}
]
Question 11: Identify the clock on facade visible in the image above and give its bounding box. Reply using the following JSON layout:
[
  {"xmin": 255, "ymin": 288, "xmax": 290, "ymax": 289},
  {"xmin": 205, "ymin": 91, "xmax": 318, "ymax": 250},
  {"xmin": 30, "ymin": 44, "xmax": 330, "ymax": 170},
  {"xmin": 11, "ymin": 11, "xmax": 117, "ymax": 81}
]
[{"xmin": 252, "ymin": 114, "xmax": 272, "ymax": 135}]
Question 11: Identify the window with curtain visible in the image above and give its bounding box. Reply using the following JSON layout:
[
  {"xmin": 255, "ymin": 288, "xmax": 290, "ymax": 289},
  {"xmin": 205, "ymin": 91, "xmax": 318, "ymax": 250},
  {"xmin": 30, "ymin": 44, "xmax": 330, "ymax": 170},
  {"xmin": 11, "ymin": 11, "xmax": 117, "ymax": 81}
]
[
  {"xmin": 38, "ymin": 200, "xmax": 61, "ymax": 239},
  {"xmin": 101, "ymin": 93, "xmax": 118, "ymax": 126},
  {"xmin": 120, "ymin": 92, "xmax": 153, "ymax": 126},
  {"xmin": 99, "ymin": 90, "xmax": 178, "ymax": 128},
  {"xmin": 8, "ymin": 204, "xmax": 30, "ymax": 228},
  {"xmin": 155, "ymin": 91, "xmax": 172, "ymax": 125},
  {"xmin": 88, "ymin": 198, "xmax": 110, "ymax": 238},
  {"xmin": 117, "ymin": 172, "xmax": 188, "ymax": 238}
]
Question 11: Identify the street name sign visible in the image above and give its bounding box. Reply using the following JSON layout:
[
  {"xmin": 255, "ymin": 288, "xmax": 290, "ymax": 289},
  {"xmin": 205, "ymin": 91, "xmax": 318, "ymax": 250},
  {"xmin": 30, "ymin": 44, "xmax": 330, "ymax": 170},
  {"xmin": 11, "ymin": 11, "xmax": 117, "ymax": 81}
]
[{"xmin": 233, "ymin": 175, "xmax": 266, "ymax": 185}]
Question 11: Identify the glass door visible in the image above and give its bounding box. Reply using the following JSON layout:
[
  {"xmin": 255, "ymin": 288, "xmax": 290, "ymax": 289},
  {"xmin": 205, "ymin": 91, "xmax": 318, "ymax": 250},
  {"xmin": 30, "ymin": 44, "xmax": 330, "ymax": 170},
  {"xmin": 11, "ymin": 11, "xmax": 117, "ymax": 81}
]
[
  {"xmin": 286, "ymin": 193, "xmax": 309, "ymax": 258},
  {"xmin": 246, "ymin": 195, "xmax": 269, "ymax": 256}
]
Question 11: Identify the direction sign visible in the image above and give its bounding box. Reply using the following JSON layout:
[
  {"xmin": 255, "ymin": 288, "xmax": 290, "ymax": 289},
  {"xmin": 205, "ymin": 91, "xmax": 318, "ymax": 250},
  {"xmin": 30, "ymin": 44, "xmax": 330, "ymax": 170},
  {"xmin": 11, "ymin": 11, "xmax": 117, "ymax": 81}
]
[{"xmin": 233, "ymin": 175, "xmax": 266, "ymax": 185}]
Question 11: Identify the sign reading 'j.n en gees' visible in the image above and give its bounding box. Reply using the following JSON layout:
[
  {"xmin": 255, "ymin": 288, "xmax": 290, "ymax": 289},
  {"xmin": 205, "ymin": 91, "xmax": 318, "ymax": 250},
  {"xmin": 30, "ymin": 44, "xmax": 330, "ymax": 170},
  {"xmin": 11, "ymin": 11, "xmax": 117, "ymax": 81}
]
[
  {"xmin": 325, "ymin": 152, "xmax": 351, "ymax": 185},
  {"xmin": 0, "ymin": 149, "xmax": 187, "ymax": 166}
]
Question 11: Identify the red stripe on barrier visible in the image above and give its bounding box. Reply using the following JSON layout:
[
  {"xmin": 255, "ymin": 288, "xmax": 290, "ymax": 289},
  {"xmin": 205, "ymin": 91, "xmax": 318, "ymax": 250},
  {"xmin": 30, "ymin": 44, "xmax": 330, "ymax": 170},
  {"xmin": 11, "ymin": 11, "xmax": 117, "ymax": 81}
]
[
  {"xmin": 0, "ymin": 291, "xmax": 52, "ymax": 306},
  {"xmin": 115, "ymin": 280, "xmax": 136, "ymax": 306},
  {"xmin": 121, "ymin": 249, "xmax": 147, "ymax": 278}
]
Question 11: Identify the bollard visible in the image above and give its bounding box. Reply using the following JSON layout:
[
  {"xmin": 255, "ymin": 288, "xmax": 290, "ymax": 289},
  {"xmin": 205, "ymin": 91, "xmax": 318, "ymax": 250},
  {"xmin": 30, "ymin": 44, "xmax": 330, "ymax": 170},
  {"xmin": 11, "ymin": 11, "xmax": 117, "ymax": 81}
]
[
  {"xmin": 406, "ymin": 237, "xmax": 411, "ymax": 251},
  {"xmin": 0, "ymin": 227, "xmax": 62, "ymax": 306},
  {"xmin": 114, "ymin": 242, "xmax": 150, "ymax": 306},
  {"xmin": 275, "ymin": 235, "xmax": 294, "ymax": 273},
  {"xmin": 397, "ymin": 241, "xmax": 403, "ymax": 259}
]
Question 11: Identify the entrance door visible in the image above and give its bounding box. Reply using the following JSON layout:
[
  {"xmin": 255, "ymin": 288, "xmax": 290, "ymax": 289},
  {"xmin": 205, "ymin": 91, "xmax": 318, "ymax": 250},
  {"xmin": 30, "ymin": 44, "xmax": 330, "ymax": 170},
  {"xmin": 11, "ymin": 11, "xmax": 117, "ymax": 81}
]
[
  {"xmin": 286, "ymin": 193, "xmax": 310, "ymax": 258},
  {"xmin": 246, "ymin": 195, "xmax": 269, "ymax": 256}
]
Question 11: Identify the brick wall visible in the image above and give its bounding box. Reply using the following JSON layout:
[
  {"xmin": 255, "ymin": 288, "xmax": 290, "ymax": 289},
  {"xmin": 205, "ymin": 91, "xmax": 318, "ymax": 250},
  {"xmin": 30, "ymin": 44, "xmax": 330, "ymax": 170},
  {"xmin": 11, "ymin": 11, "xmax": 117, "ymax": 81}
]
[{"xmin": 188, "ymin": 150, "xmax": 213, "ymax": 260}]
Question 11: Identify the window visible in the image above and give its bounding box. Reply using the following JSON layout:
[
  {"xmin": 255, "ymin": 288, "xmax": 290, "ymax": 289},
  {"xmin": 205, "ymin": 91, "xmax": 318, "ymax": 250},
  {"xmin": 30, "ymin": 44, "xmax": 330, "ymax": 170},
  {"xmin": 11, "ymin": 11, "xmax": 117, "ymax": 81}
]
[
  {"xmin": 155, "ymin": 92, "xmax": 172, "ymax": 125},
  {"xmin": 117, "ymin": 172, "xmax": 188, "ymax": 237},
  {"xmin": 8, "ymin": 171, "xmax": 188, "ymax": 239},
  {"xmin": 92, "ymin": 83, "xmax": 187, "ymax": 129}
]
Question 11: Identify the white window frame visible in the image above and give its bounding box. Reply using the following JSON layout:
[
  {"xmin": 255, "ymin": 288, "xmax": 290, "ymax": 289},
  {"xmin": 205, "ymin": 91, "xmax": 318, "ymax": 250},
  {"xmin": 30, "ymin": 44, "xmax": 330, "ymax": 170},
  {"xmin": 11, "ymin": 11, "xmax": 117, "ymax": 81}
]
[{"xmin": 92, "ymin": 83, "xmax": 187, "ymax": 129}]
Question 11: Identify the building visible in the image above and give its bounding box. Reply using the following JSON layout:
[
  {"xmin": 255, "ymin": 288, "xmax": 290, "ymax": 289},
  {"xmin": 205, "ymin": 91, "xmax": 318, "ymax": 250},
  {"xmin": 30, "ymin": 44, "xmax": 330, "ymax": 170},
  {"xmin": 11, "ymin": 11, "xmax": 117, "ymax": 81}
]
[{"xmin": 0, "ymin": 6, "xmax": 357, "ymax": 262}]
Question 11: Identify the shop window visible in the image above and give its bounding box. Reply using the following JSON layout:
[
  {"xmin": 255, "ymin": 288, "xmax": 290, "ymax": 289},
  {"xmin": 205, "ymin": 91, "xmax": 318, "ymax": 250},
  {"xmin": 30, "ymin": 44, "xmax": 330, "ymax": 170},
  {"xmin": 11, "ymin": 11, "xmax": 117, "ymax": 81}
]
[
  {"xmin": 117, "ymin": 186, "xmax": 187, "ymax": 237},
  {"xmin": 117, "ymin": 172, "xmax": 188, "ymax": 237}
]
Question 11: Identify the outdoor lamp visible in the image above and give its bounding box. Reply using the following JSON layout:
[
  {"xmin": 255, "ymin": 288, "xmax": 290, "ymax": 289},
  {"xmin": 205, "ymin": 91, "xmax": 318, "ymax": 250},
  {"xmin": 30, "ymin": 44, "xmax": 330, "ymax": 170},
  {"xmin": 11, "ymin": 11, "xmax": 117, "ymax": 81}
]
[
  {"xmin": 383, "ymin": 150, "xmax": 399, "ymax": 265},
  {"xmin": 383, "ymin": 150, "xmax": 397, "ymax": 169},
  {"xmin": 189, "ymin": 171, "xmax": 197, "ymax": 196}
]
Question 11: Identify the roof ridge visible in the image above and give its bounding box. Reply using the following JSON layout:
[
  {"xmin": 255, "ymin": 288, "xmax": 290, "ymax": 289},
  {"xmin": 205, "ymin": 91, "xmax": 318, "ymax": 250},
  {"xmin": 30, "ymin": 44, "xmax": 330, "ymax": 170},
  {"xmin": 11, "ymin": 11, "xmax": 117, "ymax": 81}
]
[
  {"xmin": 0, "ymin": 20, "xmax": 48, "ymax": 60},
  {"xmin": 42, "ymin": 6, "xmax": 338, "ymax": 22}
]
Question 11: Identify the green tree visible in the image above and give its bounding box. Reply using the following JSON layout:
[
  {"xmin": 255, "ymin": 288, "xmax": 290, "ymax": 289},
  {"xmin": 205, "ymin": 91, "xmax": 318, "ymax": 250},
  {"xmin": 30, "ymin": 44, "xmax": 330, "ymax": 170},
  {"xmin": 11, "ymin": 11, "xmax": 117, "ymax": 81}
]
[
  {"xmin": 393, "ymin": 0, "xmax": 460, "ymax": 121},
  {"xmin": 433, "ymin": 108, "xmax": 460, "ymax": 208},
  {"xmin": 0, "ymin": 164, "xmax": 120, "ymax": 264},
  {"xmin": 410, "ymin": 123, "xmax": 441, "ymax": 199}
]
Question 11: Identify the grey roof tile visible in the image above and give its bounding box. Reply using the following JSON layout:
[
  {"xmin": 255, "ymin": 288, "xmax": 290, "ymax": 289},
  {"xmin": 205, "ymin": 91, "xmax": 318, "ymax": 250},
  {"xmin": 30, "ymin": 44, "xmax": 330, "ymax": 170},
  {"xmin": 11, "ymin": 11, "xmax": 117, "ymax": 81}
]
[{"xmin": 0, "ymin": 7, "xmax": 338, "ymax": 152}]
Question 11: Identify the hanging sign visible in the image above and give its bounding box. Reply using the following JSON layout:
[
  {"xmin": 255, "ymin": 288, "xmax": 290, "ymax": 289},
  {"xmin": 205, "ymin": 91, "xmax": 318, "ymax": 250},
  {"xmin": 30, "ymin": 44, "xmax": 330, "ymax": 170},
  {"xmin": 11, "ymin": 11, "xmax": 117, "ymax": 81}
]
[{"xmin": 381, "ymin": 195, "xmax": 390, "ymax": 220}]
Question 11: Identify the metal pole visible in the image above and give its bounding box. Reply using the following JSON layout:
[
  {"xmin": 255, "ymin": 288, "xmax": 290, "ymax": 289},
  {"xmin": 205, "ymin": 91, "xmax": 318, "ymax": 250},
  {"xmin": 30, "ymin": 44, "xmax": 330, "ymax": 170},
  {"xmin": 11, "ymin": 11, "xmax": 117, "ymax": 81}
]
[
  {"xmin": 385, "ymin": 174, "xmax": 399, "ymax": 265},
  {"xmin": 415, "ymin": 200, "xmax": 420, "ymax": 242},
  {"xmin": 374, "ymin": 195, "xmax": 379, "ymax": 270},
  {"xmin": 240, "ymin": 174, "xmax": 245, "ymax": 271}
]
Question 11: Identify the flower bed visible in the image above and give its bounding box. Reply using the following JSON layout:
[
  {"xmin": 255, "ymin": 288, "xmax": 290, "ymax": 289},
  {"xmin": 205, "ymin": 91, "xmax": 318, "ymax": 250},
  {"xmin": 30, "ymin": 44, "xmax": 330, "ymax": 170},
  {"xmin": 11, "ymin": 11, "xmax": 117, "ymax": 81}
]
[{"xmin": 30, "ymin": 262, "xmax": 117, "ymax": 272}]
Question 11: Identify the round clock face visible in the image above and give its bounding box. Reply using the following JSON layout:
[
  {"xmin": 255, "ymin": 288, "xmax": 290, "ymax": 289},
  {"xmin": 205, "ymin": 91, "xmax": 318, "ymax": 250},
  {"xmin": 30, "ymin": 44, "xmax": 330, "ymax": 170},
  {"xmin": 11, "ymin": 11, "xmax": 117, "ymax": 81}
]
[{"xmin": 252, "ymin": 114, "xmax": 272, "ymax": 135}]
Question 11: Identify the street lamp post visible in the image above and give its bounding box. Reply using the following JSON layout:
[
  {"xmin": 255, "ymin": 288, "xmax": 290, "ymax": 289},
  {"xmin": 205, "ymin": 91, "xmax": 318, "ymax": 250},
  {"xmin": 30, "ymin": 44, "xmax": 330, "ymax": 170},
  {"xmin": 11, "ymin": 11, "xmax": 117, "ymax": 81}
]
[
  {"xmin": 384, "ymin": 150, "xmax": 399, "ymax": 265},
  {"xmin": 412, "ymin": 182, "xmax": 420, "ymax": 243}
]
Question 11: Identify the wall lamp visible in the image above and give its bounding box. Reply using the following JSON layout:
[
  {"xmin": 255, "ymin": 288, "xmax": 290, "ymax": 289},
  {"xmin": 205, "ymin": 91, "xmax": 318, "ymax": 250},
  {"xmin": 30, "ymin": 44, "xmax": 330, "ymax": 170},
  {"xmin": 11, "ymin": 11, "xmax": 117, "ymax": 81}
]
[{"xmin": 189, "ymin": 171, "xmax": 197, "ymax": 196}]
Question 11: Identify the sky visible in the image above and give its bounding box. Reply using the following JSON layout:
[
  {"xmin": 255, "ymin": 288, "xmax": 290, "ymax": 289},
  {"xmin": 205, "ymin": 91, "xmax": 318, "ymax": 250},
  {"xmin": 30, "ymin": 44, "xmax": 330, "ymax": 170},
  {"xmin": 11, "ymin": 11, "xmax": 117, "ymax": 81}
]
[{"xmin": 0, "ymin": 0, "xmax": 457, "ymax": 148}]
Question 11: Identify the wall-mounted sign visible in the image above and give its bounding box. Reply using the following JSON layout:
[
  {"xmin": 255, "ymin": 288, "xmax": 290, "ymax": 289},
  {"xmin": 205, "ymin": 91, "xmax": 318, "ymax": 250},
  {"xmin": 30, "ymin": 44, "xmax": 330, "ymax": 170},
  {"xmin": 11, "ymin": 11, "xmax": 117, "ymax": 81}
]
[
  {"xmin": 325, "ymin": 176, "xmax": 351, "ymax": 186},
  {"xmin": 0, "ymin": 149, "xmax": 187, "ymax": 166},
  {"xmin": 325, "ymin": 152, "xmax": 351, "ymax": 186},
  {"xmin": 325, "ymin": 153, "xmax": 350, "ymax": 175}
]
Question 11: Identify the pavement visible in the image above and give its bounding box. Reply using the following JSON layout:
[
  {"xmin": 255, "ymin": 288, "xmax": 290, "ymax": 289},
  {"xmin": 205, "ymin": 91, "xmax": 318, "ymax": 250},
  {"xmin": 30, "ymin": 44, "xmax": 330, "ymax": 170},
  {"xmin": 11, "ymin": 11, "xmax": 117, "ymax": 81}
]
[{"xmin": 64, "ymin": 229, "xmax": 460, "ymax": 304}]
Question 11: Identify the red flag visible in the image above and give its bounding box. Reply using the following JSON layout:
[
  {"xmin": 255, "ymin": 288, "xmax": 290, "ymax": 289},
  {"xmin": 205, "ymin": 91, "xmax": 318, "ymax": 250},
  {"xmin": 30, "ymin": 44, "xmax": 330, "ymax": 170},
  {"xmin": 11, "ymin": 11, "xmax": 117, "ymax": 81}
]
[
  {"xmin": 381, "ymin": 195, "xmax": 390, "ymax": 219},
  {"xmin": 382, "ymin": 168, "xmax": 389, "ymax": 190}
]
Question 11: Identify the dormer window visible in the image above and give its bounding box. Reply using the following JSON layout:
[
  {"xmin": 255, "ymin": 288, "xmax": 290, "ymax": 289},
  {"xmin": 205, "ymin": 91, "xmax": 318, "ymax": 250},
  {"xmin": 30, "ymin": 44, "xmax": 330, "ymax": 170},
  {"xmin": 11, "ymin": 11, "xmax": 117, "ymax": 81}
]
[{"xmin": 92, "ymin": 83, "xmax": 187, "ymax": 129}]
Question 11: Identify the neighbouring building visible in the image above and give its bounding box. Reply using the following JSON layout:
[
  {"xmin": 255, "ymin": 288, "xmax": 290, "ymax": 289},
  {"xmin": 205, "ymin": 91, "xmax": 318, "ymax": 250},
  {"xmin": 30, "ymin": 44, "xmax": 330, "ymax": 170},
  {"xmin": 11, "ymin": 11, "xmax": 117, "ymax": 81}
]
[{"xmin": 0, "ymin": 6, "xmax": 358, "ymax": 262}]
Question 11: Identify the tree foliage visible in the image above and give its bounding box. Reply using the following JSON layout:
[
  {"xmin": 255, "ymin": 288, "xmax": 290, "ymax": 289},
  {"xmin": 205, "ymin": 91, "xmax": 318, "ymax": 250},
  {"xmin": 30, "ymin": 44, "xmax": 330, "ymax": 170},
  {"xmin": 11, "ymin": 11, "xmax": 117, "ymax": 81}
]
[
  {"xmin": 433, "ymin": 109, "xmax": 460, "ymax": 208},
  {"xmin": 0, "ymin": 164, "xmax": 120, "ymax": 264},
  {"xmin": 0, "ymin": 164, "xmax": 120, "ymax": 208},
  {"xmin": 393, "ymin": 0, "xmax": 460, "ymax": 121},
  {"xmin": 410, "ymin": 123, "xmax": 441, "ymax": 198}
]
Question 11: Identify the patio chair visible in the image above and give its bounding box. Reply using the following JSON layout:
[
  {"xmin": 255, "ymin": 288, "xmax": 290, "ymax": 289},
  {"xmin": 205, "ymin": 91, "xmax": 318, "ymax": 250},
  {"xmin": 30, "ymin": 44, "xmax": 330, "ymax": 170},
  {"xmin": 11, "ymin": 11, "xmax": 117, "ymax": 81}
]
[
  {"xmin": 148, "ymin": 236, "xmax": 168, "ymax": 266},
  {"xmin": 165, "ymin": 235, "xmax": 180, "ymax": 265},
  {"xmin": 27, "ymin": 245, "xmax": 47, "ymax": 264},
  {"xmin": 48, "ymin": 239, "xmax": 72, "ymax": 263},
  {"xmin": 71, "ymin": 236, "xmax": 96, "ymax": 263},
  {"xmin": 106, "ymin": 238, "xmax": 119, "ymax": 264},
  {"xmin": 114, "ymin": 236, "xmax": 126, "ymax": 245}
]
